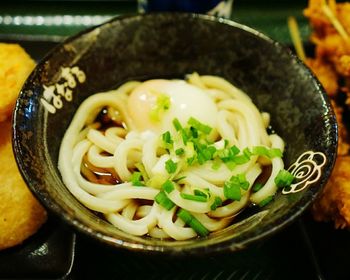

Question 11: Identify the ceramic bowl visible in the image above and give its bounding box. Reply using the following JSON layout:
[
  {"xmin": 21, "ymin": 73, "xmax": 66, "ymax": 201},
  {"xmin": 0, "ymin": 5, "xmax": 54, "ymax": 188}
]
[{"xmin": 13, "ymin": 13, "xmax": 337, "ymax": 255}]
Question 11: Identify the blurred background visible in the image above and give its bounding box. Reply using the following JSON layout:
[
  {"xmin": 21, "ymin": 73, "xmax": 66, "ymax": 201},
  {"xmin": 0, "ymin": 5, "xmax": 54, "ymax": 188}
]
[{"xmin": 0, "ymin": 0, "xmax": 311, "ymax": 44}]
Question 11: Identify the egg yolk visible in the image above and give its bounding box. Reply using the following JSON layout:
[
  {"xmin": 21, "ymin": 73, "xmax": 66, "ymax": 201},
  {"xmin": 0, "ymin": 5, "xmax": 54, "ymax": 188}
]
[{"xmin": 127, "ymin": 79, "xmax": 218, "ymax": 134}]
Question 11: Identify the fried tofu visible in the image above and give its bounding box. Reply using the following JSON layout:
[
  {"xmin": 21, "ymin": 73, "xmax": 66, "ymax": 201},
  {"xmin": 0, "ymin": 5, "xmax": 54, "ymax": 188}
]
[
  {"xmin": 0, "ymin": 43, "xmax": 46, "ymax": 250},
  {"xmin": 0, "ymin": 43, "xmax": 35, "ymax": 122},
  {"xmin": 0, "ymin": 120, "xmax": 47, "ymax": 250},
  {"xmin": 312, "ymin": 156, "xmax": 350, "ymax": 228}
]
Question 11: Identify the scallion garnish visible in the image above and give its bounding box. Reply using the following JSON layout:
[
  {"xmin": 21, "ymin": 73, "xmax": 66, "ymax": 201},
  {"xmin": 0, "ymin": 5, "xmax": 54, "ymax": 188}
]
[
  {"xmin": 211, "ymin": 159, "xmax": 221, "ymax": 170},
  {"xmin": 210, "ymin": 196, "xmax": 223, "ymax": 211},
  {"xmin": 224, "ymin": 139, "xmax": 229, "ymax": 148},
  {"xmin": 175, "ymin": 148, "xmax": 185, "ymax": 156},
  {"xmin": 232, "ymin": 154, "xmax": 250, "ymax": 164},
  {"xmin": 258, "ymin": 195, "xmax": 274, "ymax": 207},
  {"xmin": 243, "ymin": 147, "xmax": 252, "ymax": 158},
  {"xmin": 225, "ymin": 161, "xmax": 236, "ymax": 171},
  {"xmin": 274, "ymin": 169, "xmax": 294, "ymax": 188},
  {"xmin": 130, "ymin": 171, "xmax": 143, "ymax": 186},
  {"xmin": 173, "ymin": 176, "xmax": 186, "ymax": 182},
  {"xmin": 252, "ymin": 182, "xmax": 264, "ymax": 193},
  {"xmin": 268, "ymin": 148, "xmax": 283, "ymax": 158},
  {"xmin": 155, "ymin": 191, "xmax": 175, "ymax": 210},
  {"xmin": 180, "ymin": 193, "xmax": 208, "ymax": 202},
  {"xmin": 177, "ymin": 209, "xmax": 209, "ymax": 237},
  {"xmin": 134, "ymin": 163, "xmax": 149, "ymax": 183},
  {"xmin": 172, "ymin": 118, "xmax": 182, "ymax": 131},
  {"xmin": 188, "ymin": 117, "xmax": 212, "ymax": 134},
  {"xmin": 162, "ymin": 180, "xmax": 174, "ymax": 193},
  {"xmin": 223, "ymin": 174, "xmax": 250, "ymax": 200},
  {"xmin": 252, "ymin": 146, "xmax": 282, "ymax": 158},
  {"xmin": 162, "ymin": 131, "xmax": 173, "ymax": 145},
  {"xmin": 181, "ymin": 128, "xmax": 190, "ymax": 144},
  {"xmin": 237, "ymin": 173, "xmax": 249, "ymax": 190},
  {"xmin": 190, "ymin": 126, "xmax": 199, "ymax": 138},
  {"xmin": 149, "ymin": 94, "xmax": 171, "ymax": 122},
  {"xmin": 223, "ymin": 180, "xmax": 241, "ymax": 201},
  {"xmin": 165, "ymin": 159, "xmax": 177, "ymax": 174},
  {"xmin": 218, "ymin": 145, "xmax": 240, "ymax": 162},
  {"xmin": 194, "ymin": 189, "xmax": 208, "ymax": 198},
  {"xmin": 187, "ymin": 156, "xmax": 196, "ymax": 166}
]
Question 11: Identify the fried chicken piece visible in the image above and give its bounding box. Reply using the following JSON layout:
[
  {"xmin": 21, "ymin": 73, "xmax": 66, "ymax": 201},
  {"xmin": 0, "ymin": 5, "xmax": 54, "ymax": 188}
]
[
  {"xmin": 0, "ymin": 43, "xmax": 35, "ymax": 122},
  {"xmin": 306, "ymin": 57, "xmax": 339, "ymax": 97},
  {"xmin": 331, "ymin": 100, "xmax": 349, "ymax": 155},
  {"xmin": 0, "ymin": 120, "xmax": 47, "ymax": 250},
  {"xmin": 304, "ymin": 0, "xmax": 350, "ymax": 78},
  {"xmin": 336, "ymin": 54, "xmax": 350, "ymax": 77},
  {"xmin": 312, "ymin": 156, "xmax": 350, "ymax": 228},
  {"xmin": 304, "ymin": 0, "xmax": 339, "ymax": 39}
]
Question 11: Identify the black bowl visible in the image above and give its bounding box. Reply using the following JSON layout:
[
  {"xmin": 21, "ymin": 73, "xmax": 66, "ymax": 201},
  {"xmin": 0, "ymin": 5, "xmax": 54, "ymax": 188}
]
[{"xmin": 13, "ymin": 13, "xmax": 337, "ymax": 255}]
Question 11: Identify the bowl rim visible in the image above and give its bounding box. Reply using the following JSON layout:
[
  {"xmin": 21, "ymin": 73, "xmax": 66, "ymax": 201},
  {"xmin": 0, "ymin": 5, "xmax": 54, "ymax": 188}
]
[{"xmin": 12, "ymin": 12, "xmax": 338, "ymax": 255}]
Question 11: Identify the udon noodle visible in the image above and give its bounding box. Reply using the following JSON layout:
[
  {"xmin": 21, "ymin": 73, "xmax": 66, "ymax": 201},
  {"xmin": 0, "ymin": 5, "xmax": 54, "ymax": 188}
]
[{"xmin": 59, "ymin": 73, "xmax": 292, "ymax": 240}]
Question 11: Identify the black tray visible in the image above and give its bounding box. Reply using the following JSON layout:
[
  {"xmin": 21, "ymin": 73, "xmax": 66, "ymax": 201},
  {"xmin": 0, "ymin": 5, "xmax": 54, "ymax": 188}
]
[{"xmin": 1, "ymin": 38, "xmax": 349, "ymax": 280}]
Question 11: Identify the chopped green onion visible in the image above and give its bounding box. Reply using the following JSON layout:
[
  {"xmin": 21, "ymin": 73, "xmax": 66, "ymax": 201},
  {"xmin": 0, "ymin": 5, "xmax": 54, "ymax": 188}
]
[
  {"xmin": 162, "ymin": 180, "xmax": 175, "ymax": 193},
  {"xmin": 223, "ymin": 174, "xmax": 250, "ymax": 200},
  {"xmin": 147, "ymin": 174, "xmax": 168, "ymax": 189},
  {"xmin": 165, "ymin": 159, "xmax": 177, "ymax": 174},
  {"xmin": 155, "ymin": 191, "xmax": 175, "ymax": 210},
  {"xmin": 237, "ymin": 173, "xmax": 249, "ymax": 190},
  {"xmin": 190, "ymin": 126, "xmax": 199, "ymax": 138},
  {"xmin": 130, "ymin": 171, "xmax": 143, "ymax": 186},
  {"xmin": 218, "ymin": 145, "xmax": 240, "ymax": 162},
  {"xmin": 252, "ymin": 146, "xmax": 269, "ymax": 158},
  {"xmin": 181, "ymin": 128, "xmax": 190, "ymax": 144},
  {"xmin": 252, "ymin": 146, "xmax": 282, "ymax": 158},
  {"xmin": 175, "ymin": 148, "xmax": 185, "ymax": 155},
  {"xmin": 210, "ymin": 197, "xmax": 223, "ymax": 211},
  {"xmin": 180, "ymin": 193, "xmax": 207, "ymax": 202},
  {"xmin": 162, "ymin": 131, "xmax": 173, "ymax": 145},
  {"xmin": 186, "ymin": 156, "xmax": 196, "ymax": 165},
  {"xmin": 258, "ymin": 195, "xmax": 274, "ymax": 207},
  {"xmin": 188, "ymin": 117, "xmax": 212, "ymax": 134},
  {"xmin": 134, "ymin": 163, "xmax": 149, "ymax": 183},
  {"xmin": 185, "ymin": 142, "xmax": 195, "ymax": 158},
  {"xmin": 194, "ymin": 189, "xmax": 209, "ymax": 198},
  {"xmin": 203, "ymin": 146, "xmax": 216, "ymax": 160},
  {"xmin": 211, "ymin": 159, "xmax": 221, "ymax": 170},
  {"xmin": 268, "ymin": 148, "xmax": 283, "ymax": 158},
  {"xmin": 225, "ymin": 161, "xmax": 236, "ymax": 171},
  {"xmin": 232, "ymin": 154, "xmax": 250, "ymax": 164},
  {"xmin": 274, "ymin": 169, "xmax": 294, "ymax": 188},
  {"xmin": 149, "ymin": 94, "xmax": 171, "ymax": 122},
  {"xmin": 177, "ymin": 209, "xmax": 209, "ymax": 237},
  {"xmin": 243, "ymin": 147, "xmax": 252, "ymax": 158},
  {"xmin": 224, "ymin": 139, "xmax": 229, "ymax": 148},
  {"xmin": 252, "ymin": 183, "xmax": 264, "ymax": 193},
  {"xmin": 172, "ymin": 118, "xmax": 182, "ymax": 131},
  {"xmin": 224, "ymin": 180, "xmax": 241, "ymax": 201},
  {"xmin": 158, "ymin": 94, "xmax": 171, "ymax": 110},
  {"xmin": 173, "ymin": 176, "xmax": 186, "ymax": 182}
]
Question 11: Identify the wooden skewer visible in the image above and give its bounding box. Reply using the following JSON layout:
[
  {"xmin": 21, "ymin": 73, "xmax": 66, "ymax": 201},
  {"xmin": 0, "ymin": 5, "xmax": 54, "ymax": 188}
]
[
  {"xmin": 321, "ymin": 0, "xmax": 350, "ymax": 42},
  {"xmin": 287, "ymin": 16, "xmax": 306, "ymax": 61}
]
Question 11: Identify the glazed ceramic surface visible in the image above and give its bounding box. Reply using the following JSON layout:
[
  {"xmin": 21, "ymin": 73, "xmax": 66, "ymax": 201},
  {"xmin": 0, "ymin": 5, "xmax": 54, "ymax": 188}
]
[{"xmin": 13, "ymin": 13, "xmax": 337, "ymax": 255}]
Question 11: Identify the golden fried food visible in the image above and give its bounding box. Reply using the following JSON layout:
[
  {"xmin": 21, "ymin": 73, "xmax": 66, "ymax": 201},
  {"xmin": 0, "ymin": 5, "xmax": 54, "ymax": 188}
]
[
  {"xmin": 0, "ymin": 43, "xmax": 35, "ymax": 122},
  {"xmin": 303, "ymin": 0, "xmax": 350, "ymax": 228},
  {"xmin": 306, "ymin": 57, "xmax": 339, "ymax": 97},
  {"xmin": 331, "ymin": 100, "xmax": 349, "ymax": 156},
  {"xmin": 312, "ymin": 156, "xmax": 350, "ymax": 228},
  {"xmin": 0, "ymin": 119, "xmax": 47, "ymax": 250},
  {"xmin": 304, "ymin": 0, "xmax": 350, "ymax": 78}
]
